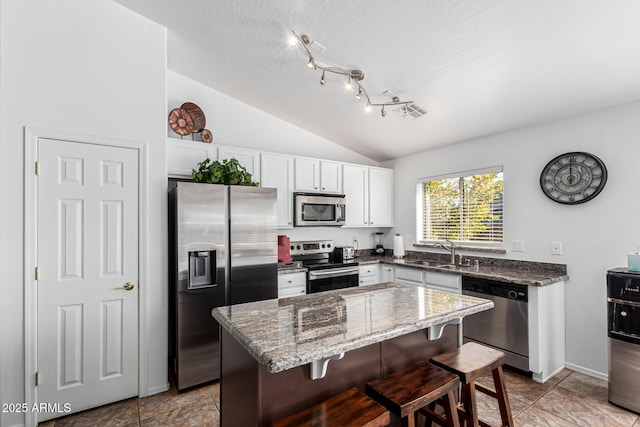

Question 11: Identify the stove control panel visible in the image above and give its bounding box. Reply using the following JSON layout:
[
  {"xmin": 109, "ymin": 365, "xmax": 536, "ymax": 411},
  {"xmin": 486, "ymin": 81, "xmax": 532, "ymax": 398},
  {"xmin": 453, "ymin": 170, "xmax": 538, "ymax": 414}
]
[{"xmin": 290, "ymin": 240, "xmax": 333, "ymax": 256}]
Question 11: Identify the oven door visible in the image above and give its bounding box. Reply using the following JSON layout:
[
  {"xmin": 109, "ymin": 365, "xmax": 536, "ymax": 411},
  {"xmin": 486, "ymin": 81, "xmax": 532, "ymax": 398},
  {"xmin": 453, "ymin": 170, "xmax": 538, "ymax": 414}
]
[
  {"xmin": 307, "ymin": 266, "xmax": 359, "ymax": 293},
  {"xmin": 608, "ymin": 298, "xmax": 640, "ymax": 344}
]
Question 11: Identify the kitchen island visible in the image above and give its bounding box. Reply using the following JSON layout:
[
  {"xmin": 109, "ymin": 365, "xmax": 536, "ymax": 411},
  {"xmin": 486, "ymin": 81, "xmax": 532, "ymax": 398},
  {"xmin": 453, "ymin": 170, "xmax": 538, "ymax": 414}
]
[{"xmin": 212, "ymin": 282, "xmax": 493, "ymax": 427}]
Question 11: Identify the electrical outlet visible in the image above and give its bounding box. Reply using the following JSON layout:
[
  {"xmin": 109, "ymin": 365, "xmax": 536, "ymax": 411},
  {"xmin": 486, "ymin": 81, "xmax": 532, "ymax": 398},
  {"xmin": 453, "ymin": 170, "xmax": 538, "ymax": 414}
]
[
  {"xmin": 551, "ymin": 241, "xmax": 563, "ymax": 255},
  {"xmin": 511, "ymin": 240, "xmax": 525, "ymax": 252}
]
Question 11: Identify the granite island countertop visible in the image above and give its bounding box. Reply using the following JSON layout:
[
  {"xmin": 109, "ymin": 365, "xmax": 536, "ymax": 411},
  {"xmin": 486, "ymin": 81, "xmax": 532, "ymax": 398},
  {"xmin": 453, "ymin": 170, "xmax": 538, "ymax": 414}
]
[
  {"xmin": 212, "ymin": 283, "xmax": 493, "ymax": 374},
  {"xmin": 358, "ymin": 254, "xmax": 568, "ymax": 286}
]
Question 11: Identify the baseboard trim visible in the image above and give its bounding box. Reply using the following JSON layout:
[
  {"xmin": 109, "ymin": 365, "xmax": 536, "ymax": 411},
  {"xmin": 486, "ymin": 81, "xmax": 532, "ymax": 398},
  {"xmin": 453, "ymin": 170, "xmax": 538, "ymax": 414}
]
[
  {"xmin": 532, "ymin": 364, "xmax": 566, "ymax": 384},
  {"xmin": 564, "ymin": 362, "xmax": 607, "ymax": 381},
  {"xmin": 147, "ymin": 382, "xmax": 170, "ymax": 396}
]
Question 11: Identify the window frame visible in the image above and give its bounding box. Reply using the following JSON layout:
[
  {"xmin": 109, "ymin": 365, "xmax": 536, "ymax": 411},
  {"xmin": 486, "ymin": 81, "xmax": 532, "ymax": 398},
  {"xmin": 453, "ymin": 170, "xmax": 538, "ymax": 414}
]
[{"xmin": 416, "ymin": 166, "xmax": 504, "ymax": 249}]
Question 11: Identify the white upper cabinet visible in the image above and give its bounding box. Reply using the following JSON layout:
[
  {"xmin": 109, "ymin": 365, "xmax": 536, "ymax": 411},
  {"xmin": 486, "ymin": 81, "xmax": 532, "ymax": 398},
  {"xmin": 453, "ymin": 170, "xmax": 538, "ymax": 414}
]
[
  {"xmin": 167, "ymin": 138, "xmax": 217, "ymax": 178},
  {"xmin": 342, "ymin": 164, "xmax": 369, "ymax": 227},
  {"xmin": 368, "ymin": 167, "xmax": 393, "ymax": 227},
  {"xmin": 261, "ymin": 153, "xmax": 294, "ymax": 229},
  {"xmin": 320, "ymin": 160, "xmax": 342, "ymax": 193},
  {"xmin": 295, "ymin": 158, "xmax": 342, "ymax": 193},
  {"xmin": 218, "ymin": 146, "xmax": 261, "ymax": 181},
  {"xmin": 342, "ymin": 164, "xmax": 393, "ymax": 227}
]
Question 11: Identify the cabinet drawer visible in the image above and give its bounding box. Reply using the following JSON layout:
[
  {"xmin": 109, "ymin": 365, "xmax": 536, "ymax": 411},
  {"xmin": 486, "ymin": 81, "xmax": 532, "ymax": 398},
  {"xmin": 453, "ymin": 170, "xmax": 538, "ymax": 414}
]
[
  {"xmin": 394, "ymin": 266, "xmax": 423, "ymax": 283},
  {"xmin": 359, "ymin": 265, "xmax": 378, "ymax": 278}
]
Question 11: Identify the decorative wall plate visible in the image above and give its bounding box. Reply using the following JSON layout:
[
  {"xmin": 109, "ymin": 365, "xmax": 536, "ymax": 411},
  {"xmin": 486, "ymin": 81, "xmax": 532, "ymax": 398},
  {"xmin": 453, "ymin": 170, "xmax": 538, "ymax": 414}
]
[{"xmin": 539, "ymin": 151, "xmax": 607, "ymax": 204}]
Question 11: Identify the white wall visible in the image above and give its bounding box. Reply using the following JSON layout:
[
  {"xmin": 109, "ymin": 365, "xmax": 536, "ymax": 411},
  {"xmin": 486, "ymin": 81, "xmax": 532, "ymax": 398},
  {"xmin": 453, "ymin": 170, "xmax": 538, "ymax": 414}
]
[
  {"xmin": 167, "ymin": 70, "xmax": 377, "ymax": 166},
  {"xmin": 383, "ymin": 101, "xmax": 640, "ymax": 377},
  {"xmin": 0, "ymin": 2, "xmax": 167, "ymax": 426},
  {"xmin": 167, "ymin": 70, "xmax": 383, "ymax": 246}
]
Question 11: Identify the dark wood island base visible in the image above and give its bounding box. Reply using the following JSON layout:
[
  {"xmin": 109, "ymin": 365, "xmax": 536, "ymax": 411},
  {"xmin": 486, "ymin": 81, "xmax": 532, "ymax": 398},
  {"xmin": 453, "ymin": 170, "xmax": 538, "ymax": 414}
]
[{"xmin": 220, "ymin": 325, "xmax": 458, "ymax": 427}]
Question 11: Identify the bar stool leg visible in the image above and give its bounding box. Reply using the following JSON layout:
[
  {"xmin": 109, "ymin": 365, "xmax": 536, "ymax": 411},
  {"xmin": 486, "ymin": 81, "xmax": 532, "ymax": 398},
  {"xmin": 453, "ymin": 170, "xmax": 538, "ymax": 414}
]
[
  {"xmin": 442, "ymin": 391, "xmax": 461, "ymax": 427},
  {"xmin": 492, "ymin": 367, "xmax": 514, "ymax": 427},
  {"xmin": 461, "ymin": 382, "xmax": 479, "ymax": 427}
]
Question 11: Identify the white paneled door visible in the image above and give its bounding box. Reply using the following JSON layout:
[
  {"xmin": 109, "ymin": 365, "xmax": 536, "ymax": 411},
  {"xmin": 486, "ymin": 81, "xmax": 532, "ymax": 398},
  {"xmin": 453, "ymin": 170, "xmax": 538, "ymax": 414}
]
[{"xmin": 37, "ymin": 139, "xmax": 139, "ymax": 421}]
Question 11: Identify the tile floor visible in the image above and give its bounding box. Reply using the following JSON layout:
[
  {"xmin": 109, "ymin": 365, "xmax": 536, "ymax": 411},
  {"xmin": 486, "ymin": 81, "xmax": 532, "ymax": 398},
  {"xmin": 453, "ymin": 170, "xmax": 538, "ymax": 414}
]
[{"xmin": 39, "ymin": 369, "xmax": 639, "ymax": 427}]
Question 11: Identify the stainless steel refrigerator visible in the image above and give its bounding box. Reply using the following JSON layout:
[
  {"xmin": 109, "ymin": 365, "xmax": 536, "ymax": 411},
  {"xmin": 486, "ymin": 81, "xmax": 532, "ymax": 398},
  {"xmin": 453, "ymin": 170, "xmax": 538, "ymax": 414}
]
[{"xmin": 168, "ymin": 182, "xmax": 278, "ymax": 390}]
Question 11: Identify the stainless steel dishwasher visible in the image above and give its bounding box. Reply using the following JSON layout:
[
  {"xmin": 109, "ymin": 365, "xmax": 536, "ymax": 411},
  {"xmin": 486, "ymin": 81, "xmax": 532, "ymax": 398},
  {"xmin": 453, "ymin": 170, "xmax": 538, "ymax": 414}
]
[{"xmin": 462, "ymin": 277, "xmax": 529, "ymax": 372}]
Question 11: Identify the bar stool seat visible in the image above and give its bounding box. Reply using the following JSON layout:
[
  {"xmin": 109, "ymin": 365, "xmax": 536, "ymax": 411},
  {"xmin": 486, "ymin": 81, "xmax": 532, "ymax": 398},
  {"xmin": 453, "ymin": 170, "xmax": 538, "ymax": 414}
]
[
  {"xmin": 430, "ymin": 342, "xmax": 514, "ymax": 427},
  {"xmin": 366, "ymin": 361, "xmax": 460, "ymax": 427},
  {"xmin": 272, "ymin": 387, "xmax": 391, "ymax": 427}
]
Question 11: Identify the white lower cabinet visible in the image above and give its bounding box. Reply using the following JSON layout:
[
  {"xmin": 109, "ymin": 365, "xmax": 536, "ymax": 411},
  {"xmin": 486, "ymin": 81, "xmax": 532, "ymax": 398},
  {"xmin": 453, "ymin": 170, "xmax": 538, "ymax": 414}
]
[
  {"xmin": 381, "ymin": 265, "xmax": 394, "ymax": 283},
  {"xmin": 359, "ymin": 264, "xmax": 380, "ymax": 286},
  {"xmin": 394, "ymin": 266, "xmax": 424, "ymax": 286},
  {"xmin": 424, "ymin": 271, "xmax": 462, "ymax": 294},
  {"xmin": 278, "ymin": 272, "xmax": 306, "ymax": 298}
]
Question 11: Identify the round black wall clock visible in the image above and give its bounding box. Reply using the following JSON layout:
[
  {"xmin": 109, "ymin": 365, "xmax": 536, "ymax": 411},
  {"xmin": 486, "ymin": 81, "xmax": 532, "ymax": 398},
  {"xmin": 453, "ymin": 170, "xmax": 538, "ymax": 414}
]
[{"xmin": 539, "ymin": 152, "xmax": 607, "ymax": 205}]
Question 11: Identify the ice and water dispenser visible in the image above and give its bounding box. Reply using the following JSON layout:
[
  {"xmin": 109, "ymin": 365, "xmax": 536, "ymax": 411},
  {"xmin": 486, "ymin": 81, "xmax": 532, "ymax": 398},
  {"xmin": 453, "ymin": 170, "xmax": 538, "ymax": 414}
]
[{"xmin": 188, "ymin": 250, "xmax": 217, "ymax": 289}]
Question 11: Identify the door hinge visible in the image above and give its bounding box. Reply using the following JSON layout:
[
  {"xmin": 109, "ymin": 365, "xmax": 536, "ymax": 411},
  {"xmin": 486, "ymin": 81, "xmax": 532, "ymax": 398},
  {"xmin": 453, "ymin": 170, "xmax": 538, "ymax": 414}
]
[
  {"xmin": 35, "ymin": 161, "xmax": 40, "ymax": 175},
  {"xmin": 35, "ymin": 267, "xmax": 40, "ymax": 280},
  {"xmin": 35, "ymin": 372, "xmax": 39, "ymax": 386}
]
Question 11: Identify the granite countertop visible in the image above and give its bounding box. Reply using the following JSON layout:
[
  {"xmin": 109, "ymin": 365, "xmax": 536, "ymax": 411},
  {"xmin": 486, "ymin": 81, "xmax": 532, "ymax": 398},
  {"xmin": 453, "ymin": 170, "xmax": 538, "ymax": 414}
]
[
  {"xmin": 212, "ymin": 283, "xmax": 493, "ymax": 373},
  {"xmin": 277, "ymin": 266, "xmax": 308, "ymax": 274},
  {"xmin": 357, "ymin": 254, "xmax": 568, "ymax": 287}
]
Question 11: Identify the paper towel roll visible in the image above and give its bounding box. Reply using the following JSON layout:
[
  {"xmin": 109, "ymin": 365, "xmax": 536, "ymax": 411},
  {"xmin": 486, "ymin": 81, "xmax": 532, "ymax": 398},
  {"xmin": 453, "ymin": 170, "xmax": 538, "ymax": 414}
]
[{"xmin": 394, "ymin": 234, "xmax": 405, "ymax": 259}]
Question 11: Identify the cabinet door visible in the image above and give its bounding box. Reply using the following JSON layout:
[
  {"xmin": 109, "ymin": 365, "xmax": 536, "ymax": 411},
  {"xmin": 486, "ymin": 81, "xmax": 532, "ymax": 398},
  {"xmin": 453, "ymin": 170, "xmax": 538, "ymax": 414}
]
[
  {"xmin": 219, "ymin": 146, "xmax": 261, "ymax": 182},
  {"xmin": 167, "ymin": 138, "xmax": 217, "ymax": 178},
  {"xmin": 342, "ymin": 164, "xmax": 368, "ymax": 226},
  {"xmin": 320, "ymin": 160, "xmax": 342, "ymax": 193},
  {"xmin": 381, "ymin": 265, "xmax": 394, "ymax": 283},
  {"xmin": 261, "ymin": 153, "xmax": 294, "ymax": 228},
  {"xmin": 294, "ymin": 157, "xmax": 319, "ymax": 191},
  {"xmin": 369, "ymin": 167, "xmax": 393, "ymax": 227},
  {"xmin": 394, "ymin": 266, "xmax": 423, "ymax": 285},
  {"xmin": 423, "ymin": 271, "xmax": 461, "ymax": 294},
  {"xmin": 277, "ymin": 273, "xmax": 307, "ymax": 298}
]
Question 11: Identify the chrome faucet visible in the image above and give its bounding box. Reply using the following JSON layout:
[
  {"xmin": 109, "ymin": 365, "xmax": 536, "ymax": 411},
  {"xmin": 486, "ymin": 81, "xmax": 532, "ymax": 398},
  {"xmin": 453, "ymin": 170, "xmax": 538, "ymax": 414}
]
[{"xmin": 437, "ymin": 239, "xmax": 457, "ymax": 265}]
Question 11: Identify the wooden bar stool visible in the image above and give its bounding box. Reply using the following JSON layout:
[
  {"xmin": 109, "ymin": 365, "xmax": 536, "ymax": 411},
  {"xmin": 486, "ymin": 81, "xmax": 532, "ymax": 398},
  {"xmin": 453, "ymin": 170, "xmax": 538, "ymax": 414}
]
[
  {"xmin": 273, "ymin": 387, "xmax": 391, "ymax": 427},
  {"xmin": 430, "ymin": 342, "xmax": 514, "ymax": 427},
  {"xmin": 365, "ymin": 362, "xmax": 461, "ymax": 427}
]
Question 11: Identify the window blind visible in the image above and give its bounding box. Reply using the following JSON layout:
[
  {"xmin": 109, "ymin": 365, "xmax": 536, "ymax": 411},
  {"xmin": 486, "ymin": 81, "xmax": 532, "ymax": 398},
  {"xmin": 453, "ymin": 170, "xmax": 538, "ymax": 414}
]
[{"xmin": 418, "ymin": 168, "xmax": 503, "ymax": 246}]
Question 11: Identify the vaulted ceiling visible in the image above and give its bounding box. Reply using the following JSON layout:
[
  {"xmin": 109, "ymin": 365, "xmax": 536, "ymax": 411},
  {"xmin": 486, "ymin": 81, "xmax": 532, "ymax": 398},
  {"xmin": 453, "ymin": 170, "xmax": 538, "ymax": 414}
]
[{"xmin": 116, "ymin": 0, "xmax": 640, "ymax": 161}]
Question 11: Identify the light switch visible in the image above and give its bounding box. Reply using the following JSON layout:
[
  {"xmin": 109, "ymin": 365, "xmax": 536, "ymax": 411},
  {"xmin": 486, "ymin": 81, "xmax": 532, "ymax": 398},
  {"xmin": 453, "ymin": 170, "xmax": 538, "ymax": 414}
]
[
  {"xmin": 551, "ymin": 241, "xmax": 563, "ymax": 255},
  {"xmin": 511, "ymin": 240, "xmax": 525, "ymax": 252}
]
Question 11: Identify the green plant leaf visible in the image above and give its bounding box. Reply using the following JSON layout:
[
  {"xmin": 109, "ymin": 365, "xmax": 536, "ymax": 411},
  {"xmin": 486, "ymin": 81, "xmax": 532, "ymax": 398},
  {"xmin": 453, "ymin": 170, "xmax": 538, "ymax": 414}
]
[{"xmin": 191, "ymin": 156, "xmax": 259, "ymax": 186}]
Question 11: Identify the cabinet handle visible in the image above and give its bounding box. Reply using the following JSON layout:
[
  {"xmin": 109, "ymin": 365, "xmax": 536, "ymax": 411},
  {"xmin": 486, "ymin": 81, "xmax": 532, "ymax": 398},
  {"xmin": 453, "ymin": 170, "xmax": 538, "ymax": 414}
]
[
  {"xmin": 288, "ymin": 221, "xmax": 291, "ymax": 225},
  {"xmin": 314, "ymin": 186, "xmax": 318, "ymax": 189},
  {"xmin": 288, "ymin": 280, "xmax": 292, "ymax": 283},
  {"xmin": 322, "ymin": 187, "xmax": 325, "ymax": 190}
]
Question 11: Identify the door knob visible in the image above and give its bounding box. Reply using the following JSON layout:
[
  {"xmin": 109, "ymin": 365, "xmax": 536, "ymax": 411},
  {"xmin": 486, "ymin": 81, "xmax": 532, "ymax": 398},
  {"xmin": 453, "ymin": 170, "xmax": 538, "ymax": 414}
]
[{"xmin": 116, "ymin": 282, "xmax": 135, "ymax": 291}]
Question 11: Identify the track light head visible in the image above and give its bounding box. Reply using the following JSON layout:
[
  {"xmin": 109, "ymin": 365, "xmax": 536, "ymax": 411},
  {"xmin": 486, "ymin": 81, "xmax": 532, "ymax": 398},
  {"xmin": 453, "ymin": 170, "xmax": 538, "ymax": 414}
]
[
  {"xmin": 320, "ymin": 70, "xmax": 326, "ymax": 85},
  {"xmin": 356, "ymin": 87, "xmax": 363, "ymax": 100},
  {"xmin": 345, "ymin": 76, "xmax": 353, "ymax": 91},
  {"xmin": 381, "ymin": 106, "xmax": 387, "ymax": 117},
  {"xmin": 307, "ymin": 58, "xmax": 315, "ymax": 69}
]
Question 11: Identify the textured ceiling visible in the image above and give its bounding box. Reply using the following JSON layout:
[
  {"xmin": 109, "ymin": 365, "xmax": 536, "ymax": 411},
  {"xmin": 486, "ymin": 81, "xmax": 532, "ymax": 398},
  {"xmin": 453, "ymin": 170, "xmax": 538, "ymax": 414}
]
[{"xmin": 116, "ymin": 0, "xmax": 640, "ymax": 161}]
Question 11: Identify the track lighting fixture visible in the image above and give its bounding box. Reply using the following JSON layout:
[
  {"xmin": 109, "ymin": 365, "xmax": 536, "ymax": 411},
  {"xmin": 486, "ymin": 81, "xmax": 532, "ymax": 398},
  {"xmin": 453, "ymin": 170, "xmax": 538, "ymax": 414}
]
[
  {"xmin": 288, "ymin": 29, "xmax": 416, "ymax": 117},
  {"xmin": 345, "ymin": 76, "xmax": 353, "ymax": 91}
]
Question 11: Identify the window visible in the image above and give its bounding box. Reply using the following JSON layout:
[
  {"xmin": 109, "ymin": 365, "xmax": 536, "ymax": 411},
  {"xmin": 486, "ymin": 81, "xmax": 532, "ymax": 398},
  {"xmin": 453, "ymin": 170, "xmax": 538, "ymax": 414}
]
[{"xmin": 417, "ymin": 167, "xmax": 503, "ymax": 247}]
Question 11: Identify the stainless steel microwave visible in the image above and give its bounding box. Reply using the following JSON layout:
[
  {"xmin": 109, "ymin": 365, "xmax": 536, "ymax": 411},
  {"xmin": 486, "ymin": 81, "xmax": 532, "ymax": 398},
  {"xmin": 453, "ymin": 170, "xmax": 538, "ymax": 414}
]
[{"xmin": 294, "ymin": 193, "xmax": 346, "ymax": 226}]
